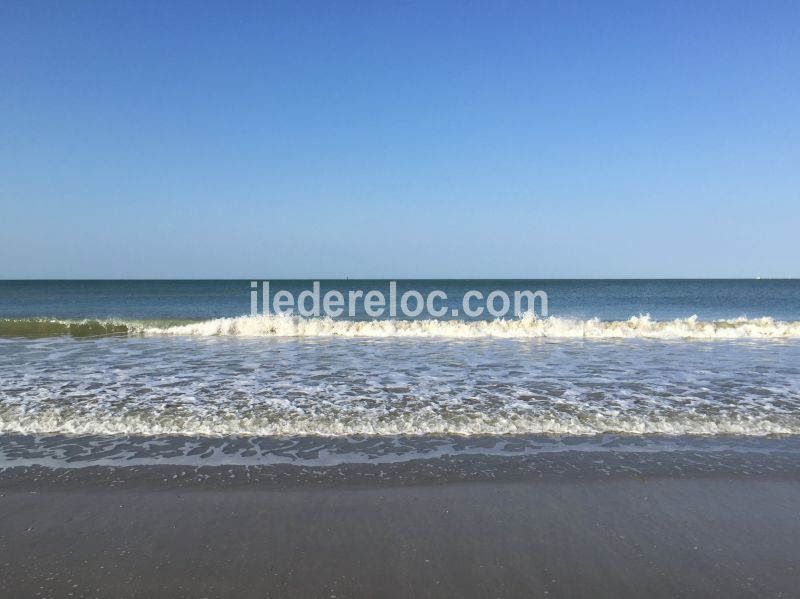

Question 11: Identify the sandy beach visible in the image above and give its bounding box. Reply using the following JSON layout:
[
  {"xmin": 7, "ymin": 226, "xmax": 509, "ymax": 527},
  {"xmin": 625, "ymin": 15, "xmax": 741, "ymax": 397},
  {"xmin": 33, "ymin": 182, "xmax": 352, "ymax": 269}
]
[{"xmin": 2, "ymin": 470, "xmax": 799, "ymax": 599}]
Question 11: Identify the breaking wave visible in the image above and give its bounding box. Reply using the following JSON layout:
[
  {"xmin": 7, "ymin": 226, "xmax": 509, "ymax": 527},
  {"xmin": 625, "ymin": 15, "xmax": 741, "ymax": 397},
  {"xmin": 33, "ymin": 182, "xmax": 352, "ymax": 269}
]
[
  {"xmin": 4, "ymin": 313, "xmax": 800, "ymax": 339},
  {"xmin": 1, "ymin": 409, "xmax": 799, "ymax": 437}
]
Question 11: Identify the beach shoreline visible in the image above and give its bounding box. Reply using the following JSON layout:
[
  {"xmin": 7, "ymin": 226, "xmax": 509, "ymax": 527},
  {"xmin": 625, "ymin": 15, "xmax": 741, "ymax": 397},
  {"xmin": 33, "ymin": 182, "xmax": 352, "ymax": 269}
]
[{"xmin": 2, "ymin": 463, "xmax": 799, "ymax": 598}]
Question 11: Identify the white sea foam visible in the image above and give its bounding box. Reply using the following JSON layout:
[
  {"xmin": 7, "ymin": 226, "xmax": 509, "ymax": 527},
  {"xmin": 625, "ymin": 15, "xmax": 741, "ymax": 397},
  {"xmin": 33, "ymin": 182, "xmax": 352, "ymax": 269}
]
[
  {"xmin": 1, "ymin": 332, "xmax": 799, "ymax": 438},
  {"xmin": 4, "ymin": 314, "xmax": 800, "ymax": 339},
  {"xmin": 1, "ymin": 408, "xmax": 798, "ymax": 437},
  {"xmin": 142, "ymin": 313, "xmax": 800, "ymax": 339}
]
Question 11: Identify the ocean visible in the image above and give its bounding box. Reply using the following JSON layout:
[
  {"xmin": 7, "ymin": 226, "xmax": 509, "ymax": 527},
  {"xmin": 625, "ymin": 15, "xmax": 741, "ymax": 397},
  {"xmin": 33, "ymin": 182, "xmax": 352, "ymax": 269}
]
[{"xmin": 1, "ymin": 279, "xmax": 800, "ymax": 473}]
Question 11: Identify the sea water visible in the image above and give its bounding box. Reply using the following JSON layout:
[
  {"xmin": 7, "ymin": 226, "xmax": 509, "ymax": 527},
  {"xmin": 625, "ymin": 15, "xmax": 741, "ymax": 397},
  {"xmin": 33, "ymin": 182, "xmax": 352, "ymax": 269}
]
[{"xmin": 1, "ymin": 279, "xmax": 799, "ymax": 469}]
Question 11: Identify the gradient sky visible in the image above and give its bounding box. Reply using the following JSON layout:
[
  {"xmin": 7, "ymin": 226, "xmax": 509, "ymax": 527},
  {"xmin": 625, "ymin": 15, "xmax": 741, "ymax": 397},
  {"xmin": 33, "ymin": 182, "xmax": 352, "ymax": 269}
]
[{"xmin": 1, "ymin": 1, "xmax": 798, "ymax": 278}]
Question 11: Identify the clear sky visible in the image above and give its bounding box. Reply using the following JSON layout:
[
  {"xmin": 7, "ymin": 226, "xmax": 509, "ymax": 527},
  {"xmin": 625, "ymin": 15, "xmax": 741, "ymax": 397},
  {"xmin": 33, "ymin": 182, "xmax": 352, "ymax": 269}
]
[{"xmin": 1, "ymin": 1, "xmax": 798, "ymax": 278}]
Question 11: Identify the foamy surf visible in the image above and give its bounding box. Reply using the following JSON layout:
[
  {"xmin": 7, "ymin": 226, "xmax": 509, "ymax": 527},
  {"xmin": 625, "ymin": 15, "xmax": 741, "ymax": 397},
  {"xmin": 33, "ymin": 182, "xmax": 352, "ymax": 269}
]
[
  {"xmin": 3, "ymin": 313, "xmax": 800, "ymax": 339},
  {"xmin": 2, "ymin": 328, "xmax": 799, "ymax": 439},
  {"xmin": 146, "ymin": 313, "xmax": 800, "ymax": 339},
  {"xmin": 1, "ymin": 409, "xmax": 798, "ymax": 437}
]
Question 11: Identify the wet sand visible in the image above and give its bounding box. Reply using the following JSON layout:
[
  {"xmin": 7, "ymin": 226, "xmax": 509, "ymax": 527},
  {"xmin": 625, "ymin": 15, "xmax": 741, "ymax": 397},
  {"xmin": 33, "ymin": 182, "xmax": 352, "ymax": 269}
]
[{"xmin": 1, "ymin": 476, "xmax": 799, "ymax": 598}]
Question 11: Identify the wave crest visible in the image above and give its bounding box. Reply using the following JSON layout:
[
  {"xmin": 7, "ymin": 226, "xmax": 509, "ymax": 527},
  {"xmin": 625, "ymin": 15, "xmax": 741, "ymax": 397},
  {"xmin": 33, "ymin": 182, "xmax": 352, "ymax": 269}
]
[
  {"xmin": 3, "ymin": 314, "xmax": 800, "ymax": 339},
  {"xmin": 145, "ymin": 313, "xmax": 800, "ymax": 339}
]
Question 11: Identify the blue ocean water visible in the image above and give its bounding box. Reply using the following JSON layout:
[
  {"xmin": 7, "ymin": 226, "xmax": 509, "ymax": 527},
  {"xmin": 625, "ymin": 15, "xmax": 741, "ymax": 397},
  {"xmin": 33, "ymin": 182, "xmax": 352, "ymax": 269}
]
[
  {"xmin": 0, "ymin": 280, "xmax": 799, "ymax": 469},
  {"xmin": 1, "ymin": 279, "xmax": 799, "ymax": 321}
]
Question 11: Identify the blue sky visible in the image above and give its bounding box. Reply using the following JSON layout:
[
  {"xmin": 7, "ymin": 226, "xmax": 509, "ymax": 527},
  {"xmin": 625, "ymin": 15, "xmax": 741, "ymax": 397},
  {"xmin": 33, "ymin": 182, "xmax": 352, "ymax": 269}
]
[{"xmin": 1, "ymin": 0, "xmax": 798, "ymax": 278}]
